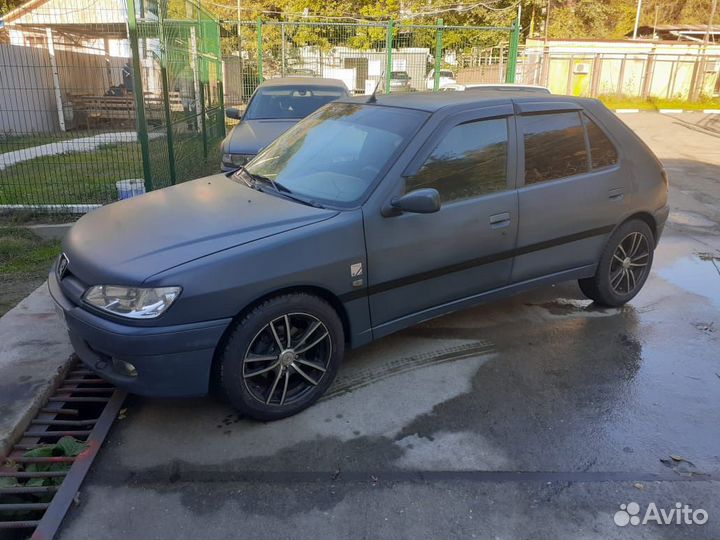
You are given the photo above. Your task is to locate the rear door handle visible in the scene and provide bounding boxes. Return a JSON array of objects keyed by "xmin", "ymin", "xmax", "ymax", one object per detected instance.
[
  {"xmin": 489, "ymin": 212, "xmax": 511, "ymax": 229},
  {"xmin": 608, "ymin": 188, "xmax": 624, "ymax": 201}
]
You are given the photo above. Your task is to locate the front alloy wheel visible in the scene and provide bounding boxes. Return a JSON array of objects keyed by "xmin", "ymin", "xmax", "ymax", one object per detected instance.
[
  {"xmin": 219, "ymin": 293, "xmax": 344, "ymax": 421},
  {"xmin": 243, "ymin": 313, "xmax": 331, "ymax": 406}
]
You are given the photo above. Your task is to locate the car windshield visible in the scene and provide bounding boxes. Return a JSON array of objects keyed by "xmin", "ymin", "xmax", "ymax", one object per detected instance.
[
  {"xmin": 240, "ymin": 103, "xmax": 428, "ymax": 207},
  {"xmin": 244, "ymin": 85, "xmax": 347, "ymax": 120},
  {"xmin": 440, "ymin": 70, "xmax": 454, "ymax": 78},
  {"xmin": 391, "ymin": 71, "xmax": 409, "ymax": 79}
]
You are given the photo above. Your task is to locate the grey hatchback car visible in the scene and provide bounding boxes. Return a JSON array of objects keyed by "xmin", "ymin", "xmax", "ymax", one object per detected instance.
[{"xmin": 50, "ymin": 91, "xmax": 669, "ymax": 420}]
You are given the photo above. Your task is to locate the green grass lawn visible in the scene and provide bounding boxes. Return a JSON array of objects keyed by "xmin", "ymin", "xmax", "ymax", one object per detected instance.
[
  {"xmin": 0, "ymin": 134, "xmax": 221, "ymax": 206},
  {"xmin": 599, "ymin": 95, "xmax": 720, "ymax": 111},
  {"xmin": 0, "ymin": 227, "xmax": 61, "ymax": 316}
]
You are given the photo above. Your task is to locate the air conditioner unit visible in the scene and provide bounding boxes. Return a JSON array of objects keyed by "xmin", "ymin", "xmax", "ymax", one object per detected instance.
[{"xmin": 573, "ymin": 63, "xmax": 591, "ymax": 75}]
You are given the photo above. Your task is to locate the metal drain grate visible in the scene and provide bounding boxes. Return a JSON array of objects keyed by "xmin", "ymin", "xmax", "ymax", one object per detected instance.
[{"xmin": 0, "ymin": 357, "xmax": 126, "ymax": 539}]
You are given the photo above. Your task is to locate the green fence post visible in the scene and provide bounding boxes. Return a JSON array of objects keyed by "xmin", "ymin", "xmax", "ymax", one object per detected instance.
[
  {"xmin": 216, "ymin": 24, "xmax": 225, "ymax": 138},
  {"xmin": 158, "ymin": 7, "xmax": 177, "ymax": 185},
  {"xmin": 434, "ymin": 18, "xmax": 443, "ymax": 92},
  {"xmin": 127, "ymin": 0, "xmax": 153, "ymax": 192},
  {"xmin": 257, "ymin": 18, "xmax": 264, "ymax": 84},
  {"xmin": 160, "ymin": 65, "xmax": 177, "ymax": 185},
  {"xmin": 200, "ymin": 81, "xmax": 208, "ymax": 161},
  {"xmin": 218, "ymin": 79, "xmax": 225, "ymax": 137},
  {"xmin": 385, "ymin": 19, "xmax": 393, "ymax": 94},
  {"xmin": 505, "ymin": 16, "xmax": 520, "ymax": 84}
]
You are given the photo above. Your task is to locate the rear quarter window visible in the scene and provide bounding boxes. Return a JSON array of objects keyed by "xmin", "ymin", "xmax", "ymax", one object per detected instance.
[{"xmin": 583, "ymin": 113, "xmax": 619, "ymax": 169}]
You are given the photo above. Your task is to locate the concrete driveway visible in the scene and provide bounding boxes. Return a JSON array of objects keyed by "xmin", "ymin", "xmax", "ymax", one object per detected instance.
[{"xmin": 58, "ymin": 112, "xmax": 720, "ymax": 539}]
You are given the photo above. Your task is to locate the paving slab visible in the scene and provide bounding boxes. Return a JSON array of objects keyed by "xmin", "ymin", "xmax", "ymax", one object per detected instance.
[{"xmin": 0, "ymin": 282, "xmax": 73, "ymax": 457}]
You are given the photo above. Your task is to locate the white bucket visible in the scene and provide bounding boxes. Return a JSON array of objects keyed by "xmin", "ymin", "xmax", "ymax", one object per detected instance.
[{"xmin": 115, "ymin": 179, "xmax": 146, "ymax": 200}]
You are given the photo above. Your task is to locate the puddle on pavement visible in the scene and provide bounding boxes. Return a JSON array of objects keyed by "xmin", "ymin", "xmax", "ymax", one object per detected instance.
[
  {"xmin": 526, "ymin": 298, "xmax": 620, "ymax": 316},
  {"xmin": 668, "ymin": 210, "xmax": 717, "ymax": 228},
  {"xmin": 658, "ymin": 251, "xmax": 720, "ymax": 308}
]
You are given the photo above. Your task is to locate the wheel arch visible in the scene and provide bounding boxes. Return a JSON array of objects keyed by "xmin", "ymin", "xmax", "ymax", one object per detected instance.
[{"xmin": 617, "ymin": 211, "xmax": 658, "ymax": 245}]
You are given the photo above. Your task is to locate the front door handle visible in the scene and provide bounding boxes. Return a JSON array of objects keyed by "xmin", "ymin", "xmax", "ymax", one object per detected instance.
[
  {"xmin": 489, "ymin": 212, "xmax": 511, "ymax": 229},
  {"xmin": 608, "ymin": 188, "xmax": 624, "ymax": 201}
]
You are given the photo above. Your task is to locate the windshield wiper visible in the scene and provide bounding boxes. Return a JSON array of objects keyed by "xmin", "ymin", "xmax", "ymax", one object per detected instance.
[
  {"xmin": 237, "ymin": 167, "xmax": 324, "ymax": 208},
  {"xmin": 272, "ymin": 182, "xmax": 325, "ymax": 208},
  {"xmin": 237, "ymin": 166, "xmax": 279, "ymax": 192}
]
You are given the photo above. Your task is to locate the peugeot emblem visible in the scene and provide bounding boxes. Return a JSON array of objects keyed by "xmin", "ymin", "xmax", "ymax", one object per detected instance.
[{"xmin": 57, "ymin": 253, "xmax": 69, "ymax": 279}]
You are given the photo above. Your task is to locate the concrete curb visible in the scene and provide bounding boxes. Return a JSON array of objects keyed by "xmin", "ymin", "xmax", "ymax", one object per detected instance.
[
  {"xmin": 614, "ymin": 109, "xmax": 720, "ymax": 114},
  {"xmin": 0, "ymin": 283, "xmax": 74, "ymax": 458}
]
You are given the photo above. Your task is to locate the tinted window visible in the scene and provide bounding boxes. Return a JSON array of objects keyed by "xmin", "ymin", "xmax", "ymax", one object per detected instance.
[
  {"xmin": 245, "ymin": 85, "xmax": 346, "ymax": 120},
  {"xmin": 522, "ymin": 112, "xmax": 589, "ymax": 184},
  {"xmin": 243, "ymin": 103, "xmax": 428, "ymax": 207},
  {"xmin": 407, "ymin": 118, "xmax": 508, "ymax": 202},
  {"xmin": 583, "ymin": 114, "xmax": 618, "ymax": 169}
]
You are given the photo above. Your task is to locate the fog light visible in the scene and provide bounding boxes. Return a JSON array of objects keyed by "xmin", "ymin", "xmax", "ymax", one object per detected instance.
[{"xmin": 113, "ymin": 358, "xmax": 138, "ymax": 377}]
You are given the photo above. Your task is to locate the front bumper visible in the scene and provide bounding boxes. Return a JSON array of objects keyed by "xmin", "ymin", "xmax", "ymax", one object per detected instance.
[{"xmin": 49, "ymin": 271, "xmax": 232, "ymax": 397}]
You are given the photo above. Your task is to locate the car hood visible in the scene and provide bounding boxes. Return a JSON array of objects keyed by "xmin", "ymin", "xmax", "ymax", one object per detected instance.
[
  {"xmin": 63, "ymin": 174, "xmax": 338, "ymax": 285},
  {"xmin": 223, "ymin": 119, "xmax": 298, "ymax": 154}
]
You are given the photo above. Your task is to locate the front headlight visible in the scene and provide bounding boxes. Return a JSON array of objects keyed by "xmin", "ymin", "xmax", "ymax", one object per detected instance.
[
  {"xmin": 83, "ymin": 285, "xmax": 181, "ymax": 319},
  {"xmin": 222, "ymin": 153, "xmax": 254, "ymax": 168}
]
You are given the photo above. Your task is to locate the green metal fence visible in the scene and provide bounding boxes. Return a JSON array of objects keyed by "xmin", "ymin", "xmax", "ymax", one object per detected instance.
[
  {"xmin": 222, "ymin": 19, "xmax": 520, "ymax": 105},
  {"xmin": 0, "ymin": 4, "xmax": 518, "ymax": 214},
  {"xmin": 0, "ymin": 0, "xmax": 224, "ymax": 213}
]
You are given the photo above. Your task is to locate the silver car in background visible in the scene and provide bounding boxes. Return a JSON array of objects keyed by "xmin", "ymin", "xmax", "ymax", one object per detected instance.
[{"xmin": 221, "ymin": 77, "xmax": 349, "ymax": 170}]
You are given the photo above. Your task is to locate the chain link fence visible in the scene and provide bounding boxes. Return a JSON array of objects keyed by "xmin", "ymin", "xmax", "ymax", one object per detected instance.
[{"xmin": 0, "ymin": 0, "xmax": 224, "ymax": 213}]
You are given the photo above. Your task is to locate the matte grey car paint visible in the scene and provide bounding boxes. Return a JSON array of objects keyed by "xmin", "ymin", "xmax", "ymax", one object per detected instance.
[{"xmin": 50, "ymin": 90, "xmax": 668, "ymax": 397}]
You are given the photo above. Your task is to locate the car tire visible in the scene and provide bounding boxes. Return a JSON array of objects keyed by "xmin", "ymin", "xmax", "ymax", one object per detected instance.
[
  {"xmin": 219, "ymin": 293, "xmax": 344, "ymax": 421},
  {"xmin": 578, "ymin": 219, "xmax": 655, "ymax": 307}
]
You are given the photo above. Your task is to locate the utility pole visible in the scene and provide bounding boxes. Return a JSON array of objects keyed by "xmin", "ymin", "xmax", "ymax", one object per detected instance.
[
  {"xmin": 632, "ymin": 0, "xmax": 643, "ymax": 39},
  {"xmin": 544, "ymin": 0, "xmax": 551, "ymax": 42},
  {"xmin": 653, "ymin": 5, "xmax": 659, "ymax": 39},
  {"xmin": 704, "ymin": 0, "xmax": 717, "ymax": 43}
]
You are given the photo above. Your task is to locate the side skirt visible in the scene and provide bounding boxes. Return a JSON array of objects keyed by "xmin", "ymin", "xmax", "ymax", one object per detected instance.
[{"xmin": 370, "ymin": 264, "xmax": 597, "ymax": 341}]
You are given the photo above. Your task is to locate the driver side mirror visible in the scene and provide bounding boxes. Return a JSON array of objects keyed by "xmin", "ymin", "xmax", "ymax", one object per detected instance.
[
  {"xmin": 225, "ymin": 107, "xmax": 242, "ymax": 120},
  {"xmin": 383, "ymin": 188, "xmax": 441, "ymax": 217}
]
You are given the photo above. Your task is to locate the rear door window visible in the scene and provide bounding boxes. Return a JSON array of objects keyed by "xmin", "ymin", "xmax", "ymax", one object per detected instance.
[{"xmin": 521, "ymin": 112, "xmax": 589, "ymax": 184}]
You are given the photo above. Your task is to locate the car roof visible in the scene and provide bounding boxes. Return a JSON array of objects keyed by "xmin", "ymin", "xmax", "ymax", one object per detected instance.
[
  {"xmin": 464, "ymin": 84, "xmax": 551, "ymax": 94},
  {"xmin": 259, "ymin": 77, "xmax": 347, "ymax": 88},
  {"xmin": 338, "ymin": 90, "xmax": 588, "ymax": 113}
]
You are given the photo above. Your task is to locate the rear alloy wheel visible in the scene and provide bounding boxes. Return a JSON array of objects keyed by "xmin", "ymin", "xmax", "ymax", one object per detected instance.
[
  {"xmin": 219, "ymin": 294, "xmax": 343, "ymax": 420},
  {"xmin": 578, "ymin": 219, "xmax": 654, "ymax": 307}
]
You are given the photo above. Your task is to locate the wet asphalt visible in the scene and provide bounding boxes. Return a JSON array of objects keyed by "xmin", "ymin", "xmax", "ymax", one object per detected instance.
[{"xmin": 57, "ymin": 112, "xmax": 720, "ymax": 539}]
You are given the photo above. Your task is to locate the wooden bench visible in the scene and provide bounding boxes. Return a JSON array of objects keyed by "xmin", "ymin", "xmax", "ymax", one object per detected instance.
[{"xmin": 70, "ymin": 92, "xmax": 186, "ymax": 128}]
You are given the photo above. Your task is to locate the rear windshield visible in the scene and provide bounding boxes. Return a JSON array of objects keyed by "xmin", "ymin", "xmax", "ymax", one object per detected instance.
[{"xmin": 244, "ymin": 85, "xmax": 347, "ymax": 120}]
